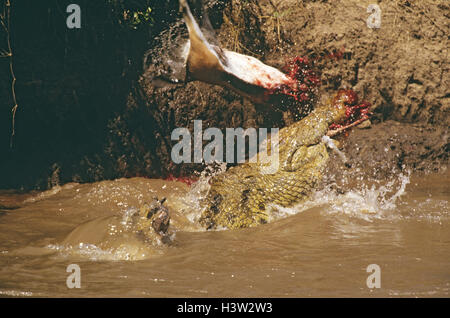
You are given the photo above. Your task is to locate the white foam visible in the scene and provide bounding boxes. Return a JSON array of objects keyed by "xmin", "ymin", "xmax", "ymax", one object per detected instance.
[
  {"xmin": 182, "ymin": 162, "xmax": 227, "ymax": 225},
  {"xmin": 47, "ymin": 242, "xmax": 155, "ymax": 262},
  {"xmin": 266, "ymin": 171, "xmax": 412, "ymax": 223}
]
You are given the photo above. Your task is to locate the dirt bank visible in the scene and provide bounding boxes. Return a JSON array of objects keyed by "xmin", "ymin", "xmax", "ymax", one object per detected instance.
[
  {"xmin": 246, "ymin": 0, "xmax": 449, "ymax": 125},
  {"xmin": 326, "ymin": 121, "xmax": 449, "ymax": 184}
]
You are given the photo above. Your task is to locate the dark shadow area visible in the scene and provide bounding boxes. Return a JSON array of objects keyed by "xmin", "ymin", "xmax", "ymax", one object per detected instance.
[{"xmin": 0, "ymin": 0, "xmax": 182, "ymax": 189}]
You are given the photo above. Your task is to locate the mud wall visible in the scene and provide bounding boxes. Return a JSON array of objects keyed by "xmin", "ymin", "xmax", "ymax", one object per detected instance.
[{"xmin": 230, "ymin": 0, "xmax": 449, "ymax": 125}]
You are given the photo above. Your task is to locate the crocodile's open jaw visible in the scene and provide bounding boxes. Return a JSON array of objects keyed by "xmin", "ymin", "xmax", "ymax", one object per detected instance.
[{"xmin": 327, "ymin": 90, "xmax": 371, "ymax": 137}]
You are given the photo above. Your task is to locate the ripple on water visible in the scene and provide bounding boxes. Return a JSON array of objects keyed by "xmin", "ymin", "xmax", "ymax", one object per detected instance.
[
  {"xmin": 0, "ymin": 290, "xmax": 34, "ymax": 297},
  {"xmin": 46, "ymin": 242, "xmax": 165, "ymax": 262}
]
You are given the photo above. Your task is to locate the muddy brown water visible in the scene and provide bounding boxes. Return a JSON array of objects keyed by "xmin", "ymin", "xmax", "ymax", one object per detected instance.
[{"xmin": 0, "ymin": 170, "xmax": 448, "ymax": 297}]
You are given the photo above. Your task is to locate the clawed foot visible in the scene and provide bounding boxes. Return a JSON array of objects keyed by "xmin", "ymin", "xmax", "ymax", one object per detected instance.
[{"xmin": 139, "ymin": 197, "xmax": 171, "ymax": 242}]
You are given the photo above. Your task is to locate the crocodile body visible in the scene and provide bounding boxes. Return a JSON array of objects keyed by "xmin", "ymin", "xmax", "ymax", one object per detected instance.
[{"xmin": 199, "ymin": 91, "xmax": 350, "ymax": 229}]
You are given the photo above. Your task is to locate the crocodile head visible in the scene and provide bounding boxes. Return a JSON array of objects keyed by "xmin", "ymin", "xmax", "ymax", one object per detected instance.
[{"xmin": 200, "ymin": 90, "xmax": 358, "ymax": 230}]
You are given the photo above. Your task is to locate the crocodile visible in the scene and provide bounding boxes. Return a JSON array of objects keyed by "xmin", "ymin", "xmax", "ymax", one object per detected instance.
[
  {"xmin": 61, "ymin": 91, "xmax": 366, "ymax": 258},
  {"xmin": 199, "ymin": 89, "xmax": 358, "ymax": 230}
]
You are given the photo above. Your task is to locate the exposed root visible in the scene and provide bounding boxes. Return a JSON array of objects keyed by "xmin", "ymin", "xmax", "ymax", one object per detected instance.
[{"xmin": 0, "ymin": 0, "xmax": 18, "ymax": 148}]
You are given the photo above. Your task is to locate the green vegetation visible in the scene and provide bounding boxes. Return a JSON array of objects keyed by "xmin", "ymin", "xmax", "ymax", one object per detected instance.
[{"xmin": 106, "ymin": 0, "xmax": 155, "ymax": 29}]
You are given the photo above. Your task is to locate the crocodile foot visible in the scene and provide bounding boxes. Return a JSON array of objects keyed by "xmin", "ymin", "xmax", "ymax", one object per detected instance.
[{"xmin": 139, "ymin": 197, "xmax": 171, "ymax": 243}]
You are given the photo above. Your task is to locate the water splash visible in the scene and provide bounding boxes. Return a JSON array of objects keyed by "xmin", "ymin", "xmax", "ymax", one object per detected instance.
[
  {"xmin": 267, "ymin": 171, "xmax": 411, "ymax": 223},
  {"xmin": 321, "ymin": 171, "xmax": 411, "ymax": 221},
  {"xmin": 182, "ymin": 162, "xmax": 227, "ymax": 224}
]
